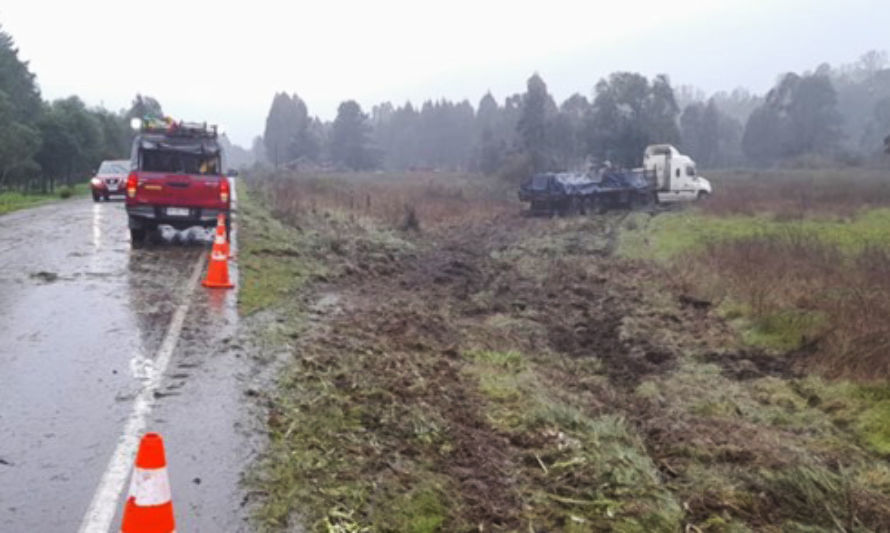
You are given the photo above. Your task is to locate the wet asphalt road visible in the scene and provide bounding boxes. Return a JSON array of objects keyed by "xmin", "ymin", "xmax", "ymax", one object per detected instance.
[{"xmin": 0, "ymin": 197, "xmax": 253, "ymax": 532}]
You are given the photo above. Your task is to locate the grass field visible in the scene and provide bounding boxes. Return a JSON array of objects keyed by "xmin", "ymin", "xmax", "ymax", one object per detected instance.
[
  {"xmin": 239, "ymin": 168, "xmax": 890, "ymax": 532},
  {"xmin": 0, "ymin": 183, "xmax": 90, "ymax": 215},
  {"xmin": 620, "ymin": 169, "xmax": 890, "ymax": 380}
]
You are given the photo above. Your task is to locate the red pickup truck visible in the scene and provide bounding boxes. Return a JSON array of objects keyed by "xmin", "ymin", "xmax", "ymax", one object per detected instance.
[{"xmin": 125, "ymin": 122, "xmax": 231, "ymax": 246}]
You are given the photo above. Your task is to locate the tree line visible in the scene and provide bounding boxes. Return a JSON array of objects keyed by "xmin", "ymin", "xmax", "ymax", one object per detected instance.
[
  {"xmin": 3, "ymin": 13, "xmax": 887, "ymax": 186},
  {"xmin": 261, "ymin": 50, "xmax": 890, "ymax": 175},
  {"xmin": 0, "ymin": 27, "xmax": 155, "ymax": 192}
]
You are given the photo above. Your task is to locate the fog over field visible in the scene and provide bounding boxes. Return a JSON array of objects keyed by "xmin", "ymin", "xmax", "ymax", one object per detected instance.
[
  {"xmin": 6, "ymin": 2, "xmax": 890, "ymax": 532},
  {"xmin": 2, "ymin": 0, "xmax": 888, "ymax": 145}
]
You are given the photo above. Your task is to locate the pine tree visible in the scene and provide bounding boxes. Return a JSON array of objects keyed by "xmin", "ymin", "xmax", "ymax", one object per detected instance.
[{"xmin": 330, "ymin": 100, "xmax": 377, "ymax": 170}]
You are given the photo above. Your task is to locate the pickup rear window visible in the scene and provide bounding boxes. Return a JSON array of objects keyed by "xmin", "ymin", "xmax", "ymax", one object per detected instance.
[{"xmin": 140, "ymin": 150, "xmax": 220, "ymax": 175}]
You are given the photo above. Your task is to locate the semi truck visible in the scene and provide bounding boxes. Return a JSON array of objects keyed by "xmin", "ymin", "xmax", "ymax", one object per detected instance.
[
  {"xmin": 643, "ymin": 144, "xmax": 712, "ymax": 203},
  {"xmin": 518, "ymin": 144, "xmax": 712, "ymax": 215}
]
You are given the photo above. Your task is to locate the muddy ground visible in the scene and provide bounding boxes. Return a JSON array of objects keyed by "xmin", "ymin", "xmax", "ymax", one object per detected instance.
[{"xmin": 243, "ymin": 178, "xmax": 890, "ymax": 532}]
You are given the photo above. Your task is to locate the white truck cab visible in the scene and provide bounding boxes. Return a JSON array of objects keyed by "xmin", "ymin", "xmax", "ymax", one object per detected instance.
[{"xmin": 640, "ymin": 144, "xmax": 712, "ymax": 202}]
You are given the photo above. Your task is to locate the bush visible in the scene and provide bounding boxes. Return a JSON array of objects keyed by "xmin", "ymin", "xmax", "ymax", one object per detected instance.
[
  {"xmin": 680, "ymin": 230, "xmax": 890, "ymax": 380},
  {"xmin": 58, "ymin": 187, "xmax": 73, "ymax": 199},
  {"xmin": 401, "ymin": 204, "xmax": 420, "ymax": 231},
  {"xmin": 496, "ymin": 152, "xmax": 533, "ymax": 185}
]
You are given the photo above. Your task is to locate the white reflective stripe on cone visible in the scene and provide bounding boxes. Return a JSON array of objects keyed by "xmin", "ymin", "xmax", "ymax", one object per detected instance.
[
  {"xmin": 128, "ymin": 467, "xmax": 172, "ymax": 507},
  {"xmin": 214, "ymin": 234, "xmax": 225, "ymax": 244},
  {"xmin": 210, "ymin": 251, "xmax": 227, "ymax": 261}
]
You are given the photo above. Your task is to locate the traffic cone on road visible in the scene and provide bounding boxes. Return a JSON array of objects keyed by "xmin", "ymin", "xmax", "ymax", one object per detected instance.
[
  {"xmin": 202, "ymin": 213, "xmax": 234, "ymax": 289},
  {"xmin": 213, "ymin": 214, "xmax": 230, "ymax": 258},
  {"xmin": 202, "ymin": 245, "xmax": 234, "ymax": 289},
  {"xmin": 120, "ymin": 433, "xmax": 176, "ymax": 533}
]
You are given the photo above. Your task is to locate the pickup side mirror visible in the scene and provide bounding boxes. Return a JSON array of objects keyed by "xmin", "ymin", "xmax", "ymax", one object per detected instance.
[{"xmin": 227, "ymin": 169, "xmax": 239, "ymax": 177}]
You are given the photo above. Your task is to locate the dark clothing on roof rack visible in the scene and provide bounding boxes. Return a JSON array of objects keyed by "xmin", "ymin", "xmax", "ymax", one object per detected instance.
[{"xmin": 136, "ymin": 134, "xmax": 221, "ymax": 156}]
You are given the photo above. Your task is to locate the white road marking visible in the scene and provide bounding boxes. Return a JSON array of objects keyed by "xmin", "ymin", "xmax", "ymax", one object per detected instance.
[{"xmin": 78, "ymin": 252, "xmax": 207, "ymax": 533}]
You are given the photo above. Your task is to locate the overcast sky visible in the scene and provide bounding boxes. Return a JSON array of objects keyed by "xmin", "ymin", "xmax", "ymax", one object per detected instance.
[{"xmin": 2, "ymin": 0, "xmax": 888, "ymax": 146}]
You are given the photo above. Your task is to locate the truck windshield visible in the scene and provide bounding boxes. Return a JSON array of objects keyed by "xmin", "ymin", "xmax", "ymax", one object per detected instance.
[{"xmin": 140, "ymin": 150, "xmax": 221, "ymax": 175}]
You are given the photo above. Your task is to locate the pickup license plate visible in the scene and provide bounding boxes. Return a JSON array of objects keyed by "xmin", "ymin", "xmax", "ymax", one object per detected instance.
[
  {"xmin": 107, "ymin": 184, "xmax": 119, "ymax": 191},
  {"xmin": 166, "ymin": 207, "xmax": 190, "ymax": 217}
]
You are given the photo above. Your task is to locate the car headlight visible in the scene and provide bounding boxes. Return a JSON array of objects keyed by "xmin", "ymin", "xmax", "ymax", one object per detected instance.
[{"xmin": 90, "ymin": 177, "xmax": 102, "ymax": 186}]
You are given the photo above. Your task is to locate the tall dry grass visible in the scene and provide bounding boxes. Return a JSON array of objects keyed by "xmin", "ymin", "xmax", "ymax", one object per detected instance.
[
  {"xmin": 678, "ymin": 229, "xmax": 890, "ymax": 379},
  {"xmin": 251, "ymin": 170, "xmax": 517, "ymax": 232},
  {"xmin": 703, "ymin": 169, "xmax": 890, "ymax": 218}
]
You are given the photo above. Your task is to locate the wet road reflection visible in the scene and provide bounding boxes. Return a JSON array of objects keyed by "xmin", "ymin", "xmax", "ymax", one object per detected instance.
[{"xmin": 0, "ymin": 198, "xmax": 249, "ymax": 532}]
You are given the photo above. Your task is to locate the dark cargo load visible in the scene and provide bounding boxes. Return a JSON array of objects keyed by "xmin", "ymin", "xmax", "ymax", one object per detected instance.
[{"xmin": 518, "ymin": 169, "xmax": 654, "ymax": 215}]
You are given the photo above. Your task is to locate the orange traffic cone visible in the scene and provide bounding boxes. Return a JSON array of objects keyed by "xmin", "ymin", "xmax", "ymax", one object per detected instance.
[
  {"xmin": 120, "ymin": 433, "xmax": 176, "ymax": 533},
  {"xmin": 213, "ymin": 215, "xmax": 230, "ymax": 258},
  {"xmin": 202, "ymin": 246, "xmax": 234, "ymax": 289}
]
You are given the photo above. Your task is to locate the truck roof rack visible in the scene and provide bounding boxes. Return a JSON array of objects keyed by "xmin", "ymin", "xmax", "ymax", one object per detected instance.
[{"xmin": 140, "ymin": 117, "xmax": 218, "ymax": 139}]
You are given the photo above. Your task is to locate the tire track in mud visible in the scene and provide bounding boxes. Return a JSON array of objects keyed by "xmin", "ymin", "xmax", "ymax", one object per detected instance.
[
  {"xmin": 264, "ymin": 205, "xmax": 698, "ymax": 528},
  {"xmin": 254, "ymin": 182, "xmax": 890, "ymax": 530}
]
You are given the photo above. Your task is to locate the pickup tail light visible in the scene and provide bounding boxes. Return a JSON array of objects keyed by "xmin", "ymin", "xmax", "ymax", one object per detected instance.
[
  {"xmin": 219, "ymin": 178, "xmax": 230, "ymax": 203},
  {"xmin": 126, "ymin": 173, "xmax": 138, "ymax": 198}
]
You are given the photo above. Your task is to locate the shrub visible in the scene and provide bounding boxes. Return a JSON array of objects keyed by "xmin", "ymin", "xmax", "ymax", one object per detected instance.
[
  {"xmin": 401, "ymin": 204, "xmax": 420, "ymax": 231},
  {"xmin": 680, "ymin": 229, "xmax": 890, "ymax": 380},
  {"xmin": 496, "ymin": 152, "xmax": 533, "ymax": 185}
]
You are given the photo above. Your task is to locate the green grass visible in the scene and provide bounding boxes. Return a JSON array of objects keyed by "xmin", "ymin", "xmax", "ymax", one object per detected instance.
[
  {"xmin": 634, "ymin": 358, "xmax": 890, "ymax": 529},
  {"xmin": 385, "ymin": 485, "xmax": 447, "ymax": 533},
  {"xmin": 251, "ymin": 333, "xmax": 460, "ymax": 532},
  {"xmin": 242, "ymin": 181, "xmax": 445, "ymax": 532},
  {"xmin": 617, "ymin": 206, "xmax": 890, "ymax": 361},
  {"xmin": 618, "ymin": 207, "xmax": 890, "ymax": 261},
  {"xmin": 236, "ymin": 179, "xmax": 324, "ymax": 315},
  {"xmin": 739, "ymin": 309, "xmax": 827, "ymax": 351},
  {"xmin": 857, "ymin": 402, "xmax": 890, "ymax": 455},
  {"xmin": 0, "ymin": 183, "xmax": 89, "ymax": 215},
  {"xmin": 461, "ymin": 349, "xmax": 683, "ymax": 530},
  {"xmin": 789, "ymin": 377, "xmax": 890, "ymax": 456}
]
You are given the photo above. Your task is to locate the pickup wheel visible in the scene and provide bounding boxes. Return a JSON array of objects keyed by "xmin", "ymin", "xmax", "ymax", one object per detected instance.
[
  {"xmin": 92, "ymin": 192, "xmax": 101, "ymax": 202},
  {"xmin": 147, "ymin": 226, "xmax": 163, "ymax": 244},
  {"xmin": 130, "ymin": 228, "xmax": 147, "ymax": 247}
]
